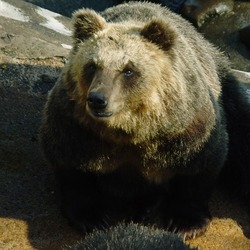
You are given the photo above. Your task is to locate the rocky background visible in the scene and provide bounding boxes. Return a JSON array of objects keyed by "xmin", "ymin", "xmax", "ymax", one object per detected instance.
[{"xmin": 0, "ymin": 0, "xmax": 250, "ymax": 249}]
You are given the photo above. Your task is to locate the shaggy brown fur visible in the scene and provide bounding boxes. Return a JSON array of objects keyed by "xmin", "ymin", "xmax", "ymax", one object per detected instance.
[{"xmin": 40, "ymin": 2, "xmax": 249, "ymax": 240}]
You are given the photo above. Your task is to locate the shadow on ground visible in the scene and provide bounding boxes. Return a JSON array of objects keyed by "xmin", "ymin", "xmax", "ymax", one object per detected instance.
[{"xmin": 0, "ymin": 63, "xmax": 84, "ymax": 249}]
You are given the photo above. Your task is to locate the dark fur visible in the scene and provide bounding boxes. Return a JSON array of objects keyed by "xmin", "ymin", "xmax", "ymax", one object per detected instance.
[
  {"xmin": 66, "ymin": 223, "xmax": 195, "ymax": 249},
  {"xmin": 220, "ymin": 79, "xmax": 250, "ymax": 209},
  {"xmin": 40, "ymin": 2, "xmax": 250, "ymax": 239}
]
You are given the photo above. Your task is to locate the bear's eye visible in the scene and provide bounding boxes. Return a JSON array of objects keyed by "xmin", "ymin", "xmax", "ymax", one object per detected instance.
[
  {"xmin": 83, "ymin": 62, "xmax": 97, "ymax": 83},
  {"xmin": 123, "ymin": 68, "xmax": 134, "ymax": 78},
  {"xmin": 122, "ymin": 64, "xmax": 140, "ymax": 85}
]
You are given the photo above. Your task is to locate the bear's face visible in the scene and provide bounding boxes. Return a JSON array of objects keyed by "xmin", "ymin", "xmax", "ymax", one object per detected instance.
[
  {"xmin": 64, "ymin": 9, "xmax": 215, "ymax": 144},
  {"xmin": 70, "ymin": 27, "xmax": 174, "ymax": 119},
  {"xmin": 65, "ymin": 9, "xmax": 180, "ymax": 141}
]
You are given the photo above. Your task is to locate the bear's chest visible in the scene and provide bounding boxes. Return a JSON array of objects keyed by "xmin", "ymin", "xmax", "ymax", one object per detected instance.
[
  {"xmin": 79, "ymin": 142, "xmax": 175, "ymax": 183},
  {"xmin": 79, "ymin": 144, "xmax": 141, "ymax": 173}
]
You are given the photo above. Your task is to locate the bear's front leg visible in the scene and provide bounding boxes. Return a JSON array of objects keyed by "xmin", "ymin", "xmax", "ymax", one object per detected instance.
[
  {"xmin": 56, "ymin": 168, "xmax": 109, "ymax": 233},
  {"xmin": 157, "ymin": 173, "xmax": 215, "ymax": 239}
]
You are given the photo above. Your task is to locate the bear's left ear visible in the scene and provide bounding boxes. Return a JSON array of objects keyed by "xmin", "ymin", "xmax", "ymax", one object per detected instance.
[
  {"xmin": 72, "ymin": 9, "xmax": 107, "ymax": 41},
  {"xmin": 141, "ymin": 18, "xmax": 176, "ymax": 51}
]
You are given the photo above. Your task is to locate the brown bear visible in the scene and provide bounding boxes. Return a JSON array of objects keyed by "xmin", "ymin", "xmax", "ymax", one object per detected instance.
[{"xmin": 40, "ymin": 1, "xmax": 250, "ymax": 239}]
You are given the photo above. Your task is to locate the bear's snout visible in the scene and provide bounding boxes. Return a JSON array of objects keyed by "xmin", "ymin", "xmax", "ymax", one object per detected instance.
[
  {"xmin": 87, "ymin": 92, "xmax": 113, "ymax": 118},
  {"xmin": 87, "ymin": 92, "xmax": 108, "ymax": 109}
]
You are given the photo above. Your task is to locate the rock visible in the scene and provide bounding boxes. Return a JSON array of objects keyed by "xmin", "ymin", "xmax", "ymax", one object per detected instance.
[
  {"xmin": 240, "ymin": 25, "xmax": 250, "ymax": 50},
  {"xmin": 23, "ymin": 0, "xmax": 187, "ymax": 16},
  {"xmin": 0, "ymin": 0, "xmax": 72, "ymax": 58},
  {"xmin": 0, "ymin": 1, "xmax": 77, "ymax": 248},
  {"xmin": 24, "ymin": 0, "xmax": 118, "ymax": 15},
  {"xmin": 181, "ymin": 0, "xmax": 234, "ymax": 27},
  {"xmin": 232, "ymin": 69, "xmax": 250, "ymax": 84}
]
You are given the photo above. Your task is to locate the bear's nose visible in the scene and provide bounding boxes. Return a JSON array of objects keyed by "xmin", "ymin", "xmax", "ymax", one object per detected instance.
[{"xmin": 87, "ymin": 92, "xmax": 108, "ymax": 110}]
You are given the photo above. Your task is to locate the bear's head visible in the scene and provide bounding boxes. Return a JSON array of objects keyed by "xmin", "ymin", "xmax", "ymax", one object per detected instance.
[{"xmin": 64, "ymin": 8, "xmax": 216, "ymax": 144}]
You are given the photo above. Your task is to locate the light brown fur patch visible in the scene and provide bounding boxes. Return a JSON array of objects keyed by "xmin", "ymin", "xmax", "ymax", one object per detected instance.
[{"xmin": 59, "ymin": 5, "xmax": 224, "ymax": 181}]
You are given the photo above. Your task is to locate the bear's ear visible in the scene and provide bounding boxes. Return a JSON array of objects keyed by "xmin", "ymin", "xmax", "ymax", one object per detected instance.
[
  {"xmin": 141, "ymin": 18, "xmax": 176, "ymax": 51},
  {"xmin": 72, "ymin": 9, "xmax": 107, "ymax": 41}
]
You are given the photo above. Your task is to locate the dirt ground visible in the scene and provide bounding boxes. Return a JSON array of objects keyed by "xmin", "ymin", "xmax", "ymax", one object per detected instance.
[{"xmin": 0, "ymin": 0, "xmax": 250, "ymax": 249}]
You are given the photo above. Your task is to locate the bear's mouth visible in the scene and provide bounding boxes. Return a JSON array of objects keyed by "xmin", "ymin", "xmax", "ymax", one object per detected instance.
[{"xmin": 92, "ymin": 111, "xmax": 113, "ymax": 118}]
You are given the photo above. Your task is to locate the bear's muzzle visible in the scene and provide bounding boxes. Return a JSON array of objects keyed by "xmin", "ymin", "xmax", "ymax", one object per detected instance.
[{"xmin": 87, "ymin": 92, "xmax": 113, "ymax": 118}]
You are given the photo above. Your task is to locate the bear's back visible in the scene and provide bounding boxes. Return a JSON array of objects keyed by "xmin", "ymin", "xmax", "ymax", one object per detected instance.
[
  {"xmin": 102, "ymin": 2, "xmax": 202, "ymax": 39},
  {"xmin": 101, "ymin": 1, "xmax": 230, "ymax": 87}
]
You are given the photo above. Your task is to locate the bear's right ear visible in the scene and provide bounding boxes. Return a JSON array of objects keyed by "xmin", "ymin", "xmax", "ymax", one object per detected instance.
[{"xmin": 72, "ymin": 9, "xmax": 107, "ymax": 41}]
